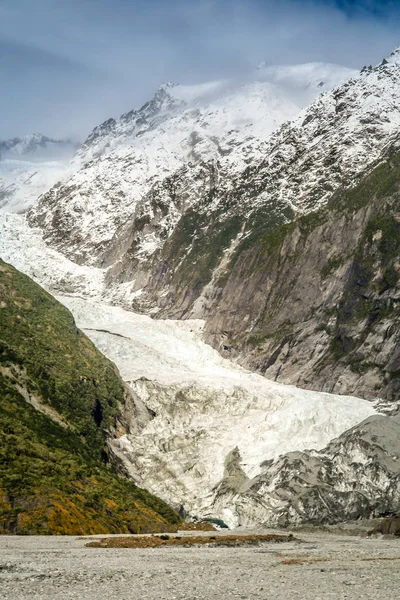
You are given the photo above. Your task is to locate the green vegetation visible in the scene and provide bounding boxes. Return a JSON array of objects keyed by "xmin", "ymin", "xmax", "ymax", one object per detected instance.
[
  {"xmin": 235, "ymin": 204, "xmax": 295, "ymax": 256},
  {"xmin": 162, "ymin": 207, "xmax": 244, "ymax": 303},
  {"xmin": 258, "ymin": 220, "xmax": 297, "ymax": 253},
  {"xmin": 0, "ymin": 260, "xmax": 180, "ymax": 534},
  {"xmin": 0, "ymin": 375, "xmax": 179, "ymax": 534},
  {"xmin": 0, "ymin": 259, "xmax": 124, "ymax": 457},
  {"xmin": 298, "ymin": 209, "xmax": 329, "ymax": 237},
  {"xmin": 320, "ymin": 255, "xmax": 344, "ymax": 279}
]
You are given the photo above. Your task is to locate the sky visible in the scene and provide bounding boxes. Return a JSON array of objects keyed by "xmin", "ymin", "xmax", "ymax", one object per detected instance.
[{"xmin": 0, "ymin": 0, "xmax": 399, "ymax": 140}]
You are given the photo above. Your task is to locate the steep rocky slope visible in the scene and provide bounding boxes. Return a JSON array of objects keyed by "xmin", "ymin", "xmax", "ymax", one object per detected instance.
[
  {"xmin": 126, "ymin": 49, "xmax": 400, "ymax": 319},
  {"xmin": 0, "ymin": 259, "xmax": 180, "ymax": 534},
  {"xmin": 201, "ymin": 145, "xmax": 400, "ymax": 402}
]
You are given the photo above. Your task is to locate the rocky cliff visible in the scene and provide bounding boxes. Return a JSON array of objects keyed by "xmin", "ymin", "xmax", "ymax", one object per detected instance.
[{"xmin": 195, "ymin": 146, "xmax": 400, "ymax": 402}]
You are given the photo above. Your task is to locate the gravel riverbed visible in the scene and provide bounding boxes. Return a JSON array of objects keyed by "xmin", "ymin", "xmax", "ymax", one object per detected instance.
[{"xmin": 1, "ymin": 530, "xmax": 399, "ymax": 599}]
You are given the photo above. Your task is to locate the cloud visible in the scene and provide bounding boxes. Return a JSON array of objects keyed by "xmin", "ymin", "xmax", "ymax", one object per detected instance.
[{"xmin": 0, "ymin": 0, "xmax": 399, "ymax": 139}]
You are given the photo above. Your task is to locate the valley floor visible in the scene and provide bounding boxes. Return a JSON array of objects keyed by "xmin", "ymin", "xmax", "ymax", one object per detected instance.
[{"xmin": 1, "ymin": 530, "xmax": 399, "ymax": 599}]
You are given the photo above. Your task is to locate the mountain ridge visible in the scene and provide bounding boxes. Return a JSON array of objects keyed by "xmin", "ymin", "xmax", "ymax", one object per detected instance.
[{"xmin": 27, "ymin": 61, "xmax": 356, "ymax": 263}]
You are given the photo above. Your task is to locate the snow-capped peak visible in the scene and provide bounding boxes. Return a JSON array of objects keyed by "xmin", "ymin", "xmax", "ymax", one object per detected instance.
[
  {"xmin": 27, "ymin": 60, "xmax": 362, "ymax": 263},
  {"xmin": 76, "ymin": 60, "xmax": 355, "ymax": 165},
  {"xmin": 140, "ymin": 81, "xmax": 185, "ymax": 114}
]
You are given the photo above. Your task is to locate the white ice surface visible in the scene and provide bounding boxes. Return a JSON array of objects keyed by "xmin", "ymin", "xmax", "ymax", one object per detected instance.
[
  {"xmin": 0, "ymin": 158, "xmax": 72, "ymax": 213},
  {"xmin": 0, "ymin": 213, "xmax": 105, "ymax": 297},
  {"xmin": 59, "ymin": 295, "xmax": 376, "ymax": 493}
]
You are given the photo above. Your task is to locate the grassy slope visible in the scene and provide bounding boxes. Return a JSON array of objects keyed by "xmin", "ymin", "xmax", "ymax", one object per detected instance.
[{"xmin": 0, "ymin": 260, "xmax": 180, "ymax": 534}]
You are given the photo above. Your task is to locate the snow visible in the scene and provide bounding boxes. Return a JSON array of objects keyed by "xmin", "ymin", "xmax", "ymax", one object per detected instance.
[
  {"xmin": 0, "ymin": 213, "xmax": 105, "ymax": 296},
  {"xmin": 386, "ymin": 47, "xmax": 400, "ymax": 64},
  {"xmin": 60, "ymin": 294, "xmax": 374, "ymax": 425},
  {"xmin": 28, "ymin": 61, "xmax": 356, "ymax": 262},
  {"xmin": 0, "ymin": 158, "xmax": 73, "ymax": 213},
  {"xmin": 0, "ymin": 134, "xmax": 76, "ymax": 213}
]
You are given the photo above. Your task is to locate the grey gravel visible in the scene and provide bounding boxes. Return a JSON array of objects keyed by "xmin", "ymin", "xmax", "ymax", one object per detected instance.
[{"xmin": 1, "ymin": 530, "xmax": 399, "ymax": 599}]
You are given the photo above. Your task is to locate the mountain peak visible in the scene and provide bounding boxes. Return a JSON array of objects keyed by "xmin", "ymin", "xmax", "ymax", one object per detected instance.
[{"xmin": 158, "ymin": 81, "xmax": 179, "ymax": 92}]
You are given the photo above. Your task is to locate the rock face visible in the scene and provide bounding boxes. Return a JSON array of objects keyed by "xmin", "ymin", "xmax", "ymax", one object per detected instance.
[{"xmin": 200, "ymin": 147, "xmax": 400, "ymax": 402}]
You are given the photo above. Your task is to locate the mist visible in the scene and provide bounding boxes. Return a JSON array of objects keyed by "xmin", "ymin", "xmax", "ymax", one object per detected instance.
[{"xmin": 0, "ymin": 0, "xmax": 399, "ymax": 140}]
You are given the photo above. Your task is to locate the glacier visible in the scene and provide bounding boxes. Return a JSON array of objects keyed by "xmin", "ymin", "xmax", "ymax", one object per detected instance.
[
  {"xmin": 58, "ymin": 295, "xmax": 376, "ymax": 526},
  {"xmin": 0, "ymin": 210, "xmax": 375, "ymax": 525}
]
